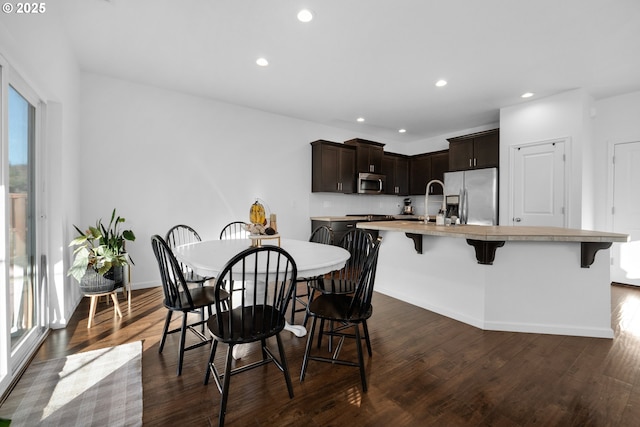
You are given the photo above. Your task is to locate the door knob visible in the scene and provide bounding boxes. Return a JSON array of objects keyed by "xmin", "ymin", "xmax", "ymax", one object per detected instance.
[{"xmin": 514, "ymin": 217, "xmax": 522, "ymax": 222}]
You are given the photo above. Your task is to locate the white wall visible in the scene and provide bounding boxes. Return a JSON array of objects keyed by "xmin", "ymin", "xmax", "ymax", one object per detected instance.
[
  {"xmin": 0, "ymin": 11, "xmax": 82, "ymax": 326},
  {"xmin": 79, "ymin": 73, "xmax": 416, "ymax": 288},
  {"xmin": 400, "ymin": 122, "xmax": 500, "ymax": 156},
  {"xmin": 499, "ymin": 89, "xmax": 594, "ymax": 229},
  {"xmin": 593, "ymin": 90, "xmax": 640, "ymax": 230},
  {"xmin": 500, "ymin": 89, "xmax": 640, "ymax": 233}
]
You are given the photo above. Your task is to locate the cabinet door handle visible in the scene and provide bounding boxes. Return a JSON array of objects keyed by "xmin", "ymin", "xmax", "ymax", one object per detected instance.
[
  {"xmin": 474, "ymin": 158, "xmax": 477, "ymax": 167},
  {"xmin": 469, "ymin": 158, "xmax": 472, "ymax": 167}
]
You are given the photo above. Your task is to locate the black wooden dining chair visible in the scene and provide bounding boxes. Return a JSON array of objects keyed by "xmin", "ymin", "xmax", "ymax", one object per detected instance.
[
  {"xmin": 219, "ymin": 221, "xmax": 250, "ymax": 240},
  {"xmin": 166, "ymin": 224, "xmax": 215, "ymax": 330},
  {"xmin": 165, "ymin": 224, "xmax": 213, "ymax": 286},
  {"xmin": 290, "ymin": 225, "xmax": 334, "ymax": 324},
  {"xmin": 305, "ymin": 228, "xmax": 376, "ymax": 350},
  {"xmin": 203, "ymin": 245, "xmax": 298, "ymax": 427},
  {"xmin": 151, "ymin": 235, "xmax": 229, "ymax": 376},
  {"xmin": 300, "ymin": 236, "xmax": 382, "ymax": 392}
]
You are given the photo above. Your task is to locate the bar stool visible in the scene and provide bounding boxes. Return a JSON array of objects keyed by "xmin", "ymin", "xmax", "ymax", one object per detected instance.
[{"xmin": 86, "ymin": 290, "xmax": 123, "ymax": 328}]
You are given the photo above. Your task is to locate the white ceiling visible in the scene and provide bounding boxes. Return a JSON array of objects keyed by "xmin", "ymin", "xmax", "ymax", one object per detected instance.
[{"xmin": 58, "ymin": 0, "xmax": 640, "ymax": 142}]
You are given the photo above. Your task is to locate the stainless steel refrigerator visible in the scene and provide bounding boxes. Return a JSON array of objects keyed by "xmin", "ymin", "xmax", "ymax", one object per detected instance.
[{"xmin": 444, "ymin": 167, "xmax": 498, "ymax": 225}]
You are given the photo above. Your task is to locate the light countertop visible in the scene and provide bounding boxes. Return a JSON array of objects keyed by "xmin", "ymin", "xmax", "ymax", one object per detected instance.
[
  {"xmin": 358, "ymin": 221, "xmax": 629, "ymax": 243},
  {"xmin": 311, "ymin": 215, "xmax": 426, "ymax": 222},
  {"xmin": 311, "ymin": 216, "xmax": 369, "ymax": 222}
]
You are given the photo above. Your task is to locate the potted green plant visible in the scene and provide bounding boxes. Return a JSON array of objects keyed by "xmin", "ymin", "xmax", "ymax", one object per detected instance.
[{"xmin": 68, "ymin": 209, "xmax": 136, "ymax": 293}]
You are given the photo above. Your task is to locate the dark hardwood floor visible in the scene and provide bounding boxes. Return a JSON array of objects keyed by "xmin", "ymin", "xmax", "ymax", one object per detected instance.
[{"xmin": 31, "ymin": 283, "xmax": 640, "ymax": 426}]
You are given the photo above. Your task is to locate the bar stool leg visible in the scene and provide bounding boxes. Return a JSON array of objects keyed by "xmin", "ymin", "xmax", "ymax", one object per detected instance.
[
  {"xmin": 88, "ymin": 295, "xmax": 98, "ymax": 328},
  {"xmin": 110, "ymin": 292, "xmax": 123, "ymax": 318}
]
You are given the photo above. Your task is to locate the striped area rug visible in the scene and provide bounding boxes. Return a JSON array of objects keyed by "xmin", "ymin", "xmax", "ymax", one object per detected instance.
[{"xmin": 0, "ymin": 341, "xmax": 142, "ymax": 426}]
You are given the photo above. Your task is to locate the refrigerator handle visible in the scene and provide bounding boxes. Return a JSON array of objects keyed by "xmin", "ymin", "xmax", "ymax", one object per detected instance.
[{"xmin": 461, "ymin": 188, "xmax": 468, "ymax": 224}]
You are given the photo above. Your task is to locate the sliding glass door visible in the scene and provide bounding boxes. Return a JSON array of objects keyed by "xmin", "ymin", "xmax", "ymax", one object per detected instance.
[
  {"xmin": 0, "ymin": 59, "xmax": 47, "ymax": 397},
  {"xmin": 8, "ymin": 85, "xmax": 40, "ymax": 354}
]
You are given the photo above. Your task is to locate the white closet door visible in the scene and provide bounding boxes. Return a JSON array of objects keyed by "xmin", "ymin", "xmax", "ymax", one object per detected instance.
[
  {"xmin": 512, "ymin": 140, "xmax": 566, "ymax": 227},
  {"xmin": 611, "ymin": 141, "xmax": 640, "ymax": 286}
]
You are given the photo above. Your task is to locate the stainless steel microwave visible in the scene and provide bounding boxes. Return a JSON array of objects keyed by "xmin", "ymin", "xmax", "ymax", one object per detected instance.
[{"xmin": 358, "ymin": 173, "xmax": 386, "ymax": 194}]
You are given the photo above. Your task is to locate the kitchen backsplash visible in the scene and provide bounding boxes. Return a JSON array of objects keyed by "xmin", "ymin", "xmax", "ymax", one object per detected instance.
[{"xmin": 310, "ymin": 193, "xmax": 444, "ymax": 217}]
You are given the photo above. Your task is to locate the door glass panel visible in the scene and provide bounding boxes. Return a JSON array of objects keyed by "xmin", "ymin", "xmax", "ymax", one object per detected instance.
[{"xmin": 8, "ymin": 85, "xmax": 37, "ymax": 351}]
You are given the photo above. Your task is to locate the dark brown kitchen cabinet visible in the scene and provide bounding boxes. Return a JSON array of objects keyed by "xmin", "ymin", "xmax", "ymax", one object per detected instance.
[
  {"xmin": 409, "ymin": 154, "xmax": 431, "ymax": 196},
  {"xmin": 382, "ymin": 152, "xmax": 409, "ymax": 195},
  {"xmin": 430, "ymin": 150, "xmax": 449, "ymax": 186},
  {"xmin": 344, "ymin": 138, "xmax": 385, "ymax": 173},
  {"xmin": 448, "ymin": 129, "xmax": 499, "ymax": 171},
  {"xmin": 409, "ymin": 149, "xmax": 449, "ymax": 195},
  {"xmin": 311, "ymin": 140, "xmax": 356, "ymax": 193}
]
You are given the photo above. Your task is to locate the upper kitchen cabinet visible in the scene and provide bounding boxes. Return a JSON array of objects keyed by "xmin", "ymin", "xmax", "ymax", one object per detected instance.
[
  {"xmin": 448, "ymin": 129, "xmax": 499, "ymax": 171},
  {"xmin": 344, "ymin": 138, "xmax": 385, "ymax": 173},
  {"xmin": 409, "ymin": 149, "xmax": 449, "ymax": 195},
  {"xmin": 311, "ymin": 140, "xmax": 356, "ymax": 193},
  {"xmin": 382, "ymin": 152, "xmax": 409, "ymax": 195},
  {"xmin": 409, "ymin": 153, "xmax": 431, "ymax": 196},
  {"xmin": 430, "ymin": 150, "xmax": 449, "ymax": 186}
]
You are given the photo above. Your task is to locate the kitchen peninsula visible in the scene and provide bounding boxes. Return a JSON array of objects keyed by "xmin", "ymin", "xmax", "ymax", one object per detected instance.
[{"xmin": 358, "ymin": 221, "xmax": 628, "ymax": 338}]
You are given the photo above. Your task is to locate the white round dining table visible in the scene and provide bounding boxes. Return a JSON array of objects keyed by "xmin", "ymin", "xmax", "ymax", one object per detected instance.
[
  {"xmin": 174, "ymin": 238, "xmax": 350, "ymax": 282},
  {"xmin": 173, "ymin": 238, "xmax": 350, "ymax": 341}
]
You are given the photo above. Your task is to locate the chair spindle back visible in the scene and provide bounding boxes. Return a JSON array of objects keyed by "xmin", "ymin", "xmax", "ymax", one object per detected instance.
[
  {"xmin": 212, "ymin": 246, "xmax": 298, "ymax": 341},
  {"xmin": 348, "ymin": 236, "xmax": 382, "ymax": 318},
  {"xmin": 309, "ymin": 225, "xmax": 334, "ymax": 245},
  {"xmin": 219, "ymin": 221, "xmax": 250, "ymax": 240},
  {"xmin": 151, "ymin": 235, "xmax": 196, "ymax": 310},
  {"xmin": 165, "ymin": 224, "xmax": 203, "ymax": 279},
  {"xmin": 326, "ymin": 229, "xmax": 373, "ymax": 294}
]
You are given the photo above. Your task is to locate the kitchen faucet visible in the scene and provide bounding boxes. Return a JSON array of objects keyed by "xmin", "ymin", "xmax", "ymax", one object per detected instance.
[{"xmin": 424, "ymin": 179, "xmax": 446, "ymax": 223}]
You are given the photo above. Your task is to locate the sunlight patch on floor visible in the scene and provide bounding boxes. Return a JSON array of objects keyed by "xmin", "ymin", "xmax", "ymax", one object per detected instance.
[
  {"xmin": 618, "ymin": 293, "xmax": 640, "ymax": 337},
  {"xmin": 42, "ymin": 347, "xmax": 133, "ymax": 421}
]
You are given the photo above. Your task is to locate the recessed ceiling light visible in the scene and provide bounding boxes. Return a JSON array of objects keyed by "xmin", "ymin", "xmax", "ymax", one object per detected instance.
[
  {"xmin": 356, "ymin": 117, "xmax": 365, "ymax": 122},
  {"xmin": 297, "ymin": 9, "xmax": 313, "ymax": 22},
  {"xmin": 435, "ymin": 79, "xmax": 447, "ymax": 87},
  {"xmin": 521, "ymin": 92, "xmax": 534, "ymax": 98},
  {"xmin": 398, "ymin": 129, "xmax": 407, "ymax": 133},
  {"xmin": 256, "ymin": 57, "xmax": 269, "ymax": 67}
]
